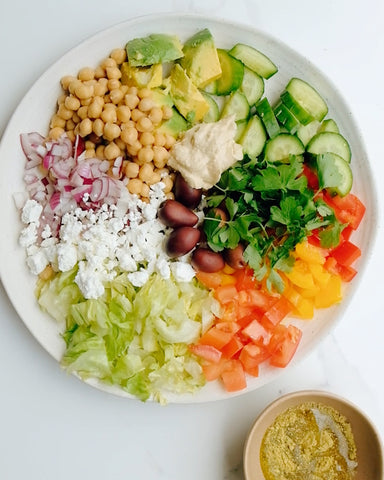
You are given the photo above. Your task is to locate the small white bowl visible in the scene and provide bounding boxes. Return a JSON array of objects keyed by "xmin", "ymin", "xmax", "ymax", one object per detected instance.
[{"xmin": 243, "ymin": 390, "xmax": 383, "ymax": 480}]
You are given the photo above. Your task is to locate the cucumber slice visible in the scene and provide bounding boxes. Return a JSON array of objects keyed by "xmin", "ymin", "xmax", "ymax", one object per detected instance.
[
  {"xmin": 280, "ymin": 91, "xmax": 314, "ymax": 125},
  {"xmin": 229, "ymin": 43, "xmax": 278, "ymax": 79},
  {"xmin": 235, "ymin": 119, "xmax": 248, "ymax": 142},
  {"xmin": 284, "ymin": 78, "xmax": 328, "ymax": 123},
  {"xmin": 316, "ymin": 152, "xmax": 353, "ymax": 197},
  {"xmin": 240, "ymin": 66, "xmax": 264, "ymax": 106},
  {"xmin": 239, "ymin": 115, "xmax": 267, "ymax": 158},
  {"xmin": 264, "ymin": 133, "xmax": 304, "ymax": 162},
  {"xmin": 318, "ymin": 118, "xmax": 339, "ymax": 133},
  {"xmin": 202, "ymin": 81, "xmax": 217, "ymax": 95},
  {"xmin": 274, "ymin": 102, "xmax": 300, "ymax": 134},
  {"xmin": 201, "ymin": 91, "xmax": 220, "ymax": 123},
  {"xmin": 216, "ymin": 49, "xmax": 244, "ymax": 96},
  {"xmin": 296, "ymin": 120, "xmax": 320, "ymax": 146},
  {"xmin": 221, "ymin": 91, "xmax": 250, "ymax": 121},
  {"xmin": 307, "ymin": 132, "xmax": 351, "ymax": 163},
  {"xmin": 256, "ymin": 97, "xmax": 280, "ymax": 138}
]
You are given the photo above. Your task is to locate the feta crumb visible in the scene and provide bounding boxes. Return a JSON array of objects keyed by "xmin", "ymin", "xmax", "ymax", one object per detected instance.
[
  {"xmin": 171, "ymin": 262, "xmax": 196, "ymax": 283},
  {"xmin": 27, "ymin": 250, "xmax": 48, "ymax": 275},
  {"xmin": 21, "ymin": 199, "xmax": 43, "ymax": 224}
]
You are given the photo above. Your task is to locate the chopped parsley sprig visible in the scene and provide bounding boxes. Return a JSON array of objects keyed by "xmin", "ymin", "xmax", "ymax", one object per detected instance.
[{"xmin": 203, "ymin": 155, "xmax": 344, "ymax": 292}]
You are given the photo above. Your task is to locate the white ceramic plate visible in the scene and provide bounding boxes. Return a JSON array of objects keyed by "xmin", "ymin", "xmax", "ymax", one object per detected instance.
[{"xmin": 0, "ymin": 13, "xmax": 378, "ymax": 403}]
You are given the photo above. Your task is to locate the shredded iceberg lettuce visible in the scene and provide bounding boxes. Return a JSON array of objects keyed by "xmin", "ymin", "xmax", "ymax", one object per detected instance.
[{"xmin": 36, "ymin": 266, "xmax": 218, "ymax": 402}]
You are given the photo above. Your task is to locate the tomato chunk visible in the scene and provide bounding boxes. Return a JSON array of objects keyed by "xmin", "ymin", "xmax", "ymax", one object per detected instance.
[
  {"xmin": 268, "ymin": 324, "xmax": 302, "ymax": 368},
  {"xmin": 324, "ymin": 192, "xmax": 366, "ymax": 230},
  {"xmin": 261, "ymin": 297, "xmax": 292, "ymax": 330},
  {"xmin": 220, "ymin": 359, "xmax": 247, "ymax": 392},
  {"xmin": 189, "ymin": 344, "xmax": 222, "ymax": 364},
  {"xmin": 331, "ymin": 241, "xmax": 361, "ymax": 266}
]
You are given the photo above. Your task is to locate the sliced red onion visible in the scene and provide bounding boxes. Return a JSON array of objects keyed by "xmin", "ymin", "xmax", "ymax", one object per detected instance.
[
  {"xmin": 20, "ymin": 132, "xmax": 45, "ymax": 160},
  {"xmin": 49, "ymin": 191, "xmax": 61, "ymax": 211}
]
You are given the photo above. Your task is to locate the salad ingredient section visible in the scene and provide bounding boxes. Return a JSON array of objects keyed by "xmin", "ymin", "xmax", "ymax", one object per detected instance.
[{"xmin": 16, "ymin": 27, "xmax": 366, "ymax": 401}]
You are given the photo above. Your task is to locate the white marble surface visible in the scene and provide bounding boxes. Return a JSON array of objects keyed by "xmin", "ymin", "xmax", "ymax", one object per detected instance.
[{"xmin": 0, "ymin": 1, "xmax": 383, "ymax": 479}]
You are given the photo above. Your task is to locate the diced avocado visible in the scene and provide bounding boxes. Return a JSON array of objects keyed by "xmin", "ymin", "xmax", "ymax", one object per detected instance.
[
  {"xmin": 169, "ymin": 64, "xmax": 210, "ymax": 123},
  {"xmin": 179, "ymin": 28, "xmax": 222, "ymax": 88},
  {"xmin": 151, "ymin": 88, "xmax": 174, "ymax": 108},
  {"xmin": 126, "ymin": 34, "xmax": 184, "ymax": 67},
  {"xmin": 120, "ymin": 62, "xmax": 163, "ymax": 88},
  {"xmin": 157, "ymin": 107, "xmax": 188, "ymax": 138}
]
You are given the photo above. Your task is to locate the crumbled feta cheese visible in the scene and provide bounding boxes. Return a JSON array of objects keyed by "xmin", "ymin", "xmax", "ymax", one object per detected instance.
[
  {"xmin": 21, "ymin": 199, "xmax": 43, "ymax": 224},
  {"xmin": 27, "ymin": 250, "xmax": 48, "ymax": 275},
  {"xmin": 19, "ymin": 223, "xmax": 38, "ymax": 247},
  {"xmin": 171, "ymin": 262, "xmax": 196, "ymax": 283}
]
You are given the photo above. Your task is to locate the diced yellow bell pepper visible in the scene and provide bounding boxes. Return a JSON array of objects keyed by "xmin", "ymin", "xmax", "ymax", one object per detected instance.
[
  {"xmin": 220, "ymin": 273, "xmax": 237, "ymax": 286},
  {"xmin": 314, "ymin": 274, "xmax": 342, "ymax": 308},
  {"xmin": 294, "ymin": 297, "xmax": 314, "ymax": 319},
  {"xmin": 309, "ymin": 263, "xmax": 331, "ymax": 288},
  {"xmin": 295, "ymin": 241, "xmax": 326, "ymax": 265},
  {"xmin": 286, "ymin": 260, "xmax": 315, "ymax": 289},
  {"xmin": 298, "ymin": 285, "xmax": 321, "ymax": 299}
]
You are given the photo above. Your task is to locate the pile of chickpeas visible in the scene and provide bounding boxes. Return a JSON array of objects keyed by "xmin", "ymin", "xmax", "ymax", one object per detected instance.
[{"xmin": 49, "ymin": 47, "xmax": 178, "ymax": 200}]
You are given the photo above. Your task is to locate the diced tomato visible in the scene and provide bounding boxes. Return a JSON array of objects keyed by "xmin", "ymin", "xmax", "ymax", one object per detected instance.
[
  {"xmin": 195, "ymin": 270, "xmax": 224, "ymax": 289},
  {"xmin": 214, "ymin": 284, "xmax": 238, "ymax": 304},
  {"xmin": 189, "ymin": 344, "xmax": 222, "ymax": 364},
  {"xmin": 242, "ymin": 319, "xmax": 271, "ymax": 344},
  {"xmin": 331, "ymin": 241, "xmax": 361, "ymax": 267},
  {"xmin": 324, "ymin": 255, "xmax": 338, "ymax": 273},
  {"xmin": 234, "ymin": 267, "xmax": 256, "ymax": 290},
  {"xmin": 221, "ymin": 335, "xmax": 244, "ymax": 358},
  {"xmin": 324, "ymin": 192, "xmax": 366, "ymax": 230},
  {"xmin": 302, "ymin": 163, "xmax": 319, "ymax": 190},
  {"xmin": 202, "ymin": 359, "xmax": 227, "ymax": 381},
  {"xmin": 340, "ymin": 225, "xmax": 354, "ymax": 242},
  {"xmin": 335, "ymin": 264, "xmax": 357, "ymax": 282},
  {"xmin": 199, "ymin": 326, "xmax": 234, "ymax": 350},
  {"xmin": 220, "ymin": 359, "xmax": 247, "ymax": 392},
  {"xmin": 268, "ymin": 324, "xmax": 302, "ymax": 368},
  {"xmin": 307, "ymin": 232, "xmax": 322, "ymax": 248},
  {"xmin": 261, "ymin": 296, "xmax": 292, "ymax": 330},
  {"xmin": 239, "ymin": 343, "xmax": 270, "ymax": 376}
]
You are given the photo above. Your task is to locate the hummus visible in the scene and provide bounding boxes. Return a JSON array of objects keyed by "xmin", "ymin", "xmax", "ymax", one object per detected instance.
[{"xmin": 168, "ymin": 115, "xmax": 243, "ymax": 189}]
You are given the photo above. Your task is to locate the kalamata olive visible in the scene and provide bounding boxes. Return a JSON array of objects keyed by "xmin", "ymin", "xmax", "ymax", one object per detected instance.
[
  {"xmin": 166, "ymin": 227, "xmax": 200, "ymax": 258},
  {"xmin": 158, "ymin": 199, "xmax": 198, "ymax": 228},
  {"xmin": 174, "ymin": 174, "xmax": 202, "ymax": 208},
  {"xmin": 224, "ymin": 244, "xmax": 246, "ymax": 270},
  {"xmin": 191, "ymin": 247, "xmax": 225, "ymax": 273}
]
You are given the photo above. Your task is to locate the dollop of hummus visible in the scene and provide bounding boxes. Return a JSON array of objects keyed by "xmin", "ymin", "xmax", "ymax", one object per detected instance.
[{"xmin": 168, "ymin": 115, "xmax": 243, "ymax": 189}]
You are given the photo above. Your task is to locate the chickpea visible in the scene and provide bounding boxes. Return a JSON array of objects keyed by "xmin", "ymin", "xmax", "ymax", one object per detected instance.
[
  {"xmin": 131, "ymin": 108, "xmax": 145, "ymax": 122},
  {"xmin": 94, "ymin": 65, "xmax": 106, "ymax": 79},
  {"xmin": 61, "ymin": 75, "xmax": 77, "ymax": 90},
  {"xmin": 103, "ymin": 122, "xmax": 121, "ymax": 141},
  {"xmin": 79, "ymin": 118, "xmax": 93, "ymax": 137},
  {"xmin": 57, "ymin": 93, "xmax": 67, "ymax": 105},
  {"xmin": 162, "ymin": 105, "xmax": 173, "ymax": 120},
  {"xmin": 64, "ymin": 95, "xmax": 81, "ymax": 111},
  {"xmin": 95, "ymin": 144, "xmax": 105, "ymax": 159},
  {"xmin": 75, "ymin": 83, "xmax": 94, "ymax": 100},
  {"xmin": 116, "ymin": 105, "xmax": 131, "ymax": 123},
  {"xmin": 115, "ymin": 138, "xmax": 126, "ymax": 151},
  {"xmin": 153, "ymin": 132, "xmax": 166, "ymax": 147},
  {"xmin": 137, "ymin": 146, "xmax": 154, "ymax": 164},
  {"xmin": 57, "ymin": 104, "xmax": 73, "ymax": 121},
  {"xmin": 139, "ymin": 163, "xmax": 154, "ymax": 182},
  {"xmin": 138, "ymin": 97, "xmax": 154, "ymax": 112},
  {"xmin": 72, "ymin": 112, "xmax": 81, "ymax": 124},
  {"xmin": 101, "ymin": 105, "xmax": 117, "ymax": 124},
  {"xmin": 110, "ymin": 48, "xmax": 127, "ymax": 65},
  {"xmin": 136, "ymin": 116, "xmax": 153, "ymax": 132},
  {"xmin": 120, "ymin": 126, "xmax": 138, "ymax": 145},
  {"xmin": 106, "ymin": 66, "xmax": 122, "ymax": 80},
  {"xmin": 121, "ymin": 120, "xmax": 135, "ymax": 130},
  {"xmin": 88, "ymin": 96, "xmax": 104, "ymax": 119},
  {"xmin": 140, "ymin": 182, "xmax": 150, "ymax": 198},
  {"xmin": 164, "ymin": 133, "xmax": 176, "ymax": 149},
  {"xmin": 110, "ymin": 88, "xmax": 124, "ymax": 105},
  {"xmin": 85, "ymin": 148, "xmax": 96, "ymax": 159},
  {"xmin": 165, "ymin": 191, "xmax": 175, "ymax": 200},
  {"xmin": 94, "ymin": 78, "xmax": 108, "ymax": 96},
  {"xmin": 138, "ymin": 87, "xmax": 151, "ymax": 99},
  {"xmin": 66, "ymin": 119, "xmax": 76, "ymax": 131},
  {"xmin": 85, "ymin": 140, "xmax": 96, "ymax": 150},
  {"xmin": 68, "ymin": 79, "xmax": 83, "ymax": 95},
  {"xmin": 128, "ymin": 178, "xmax": 143, "ymax": 195},
  {"xmin": 66, "ymin": 130, "xmax": 76, "ymax": 143},
  {"xmin": 101, "ymin": 57, "xmax": 117, "ymax": 69},
  {"xmin": 139, "ymin": 131, "xmax": 155, "ymax": 146},
  {"xmin": 162, "ymin": 175, "xmax": 174, "ymax": 193},
  {"xmin": 39, "ymin": 265, "xmax": 55, "ymax": 281},
  {"xmin": 124, "ymin": 93, "xmax": 140, "ymax": 110},
  {"xmin": 49, "ymin": 127, "xmax": 65, "ymax": 140},
  {"xmin": 93, "ymin": 118, "xmax": 104, "ymax": 137},
  {"xmin": 80, "ymin": 97, "xmax": 93, "ymax": 107},
  {"xmin": 153, "ymin": 146, "xmax": 170, "ymax": 168},
  {"xmin": 148, "ymin": 170, "xmax": 162, "ymax": 185},
  {"xmin": 127, "ymin": 140, "xmax": 142, "ymax": 157},
  {"xmin": 127, "ymin": 86, "xmax": 138, "ymax": 95},
  {"xmin": 125, "ymin": 161, "xmax": 140, "ymax": 178},
  {"xmin": 50, "ymin": 114, "xmax": 66, "ymax": 129},
  {"xmin": 77, "ymin": 105, "xmax": 89, "ymax": 120},
  {"xmin": 78, "ymin": 67, "xmax": 95, "ymax": 82},
  {"xmin": 104, "ymin": 142, "xmax": 121, "ymax": 160},
  {"xmin": 149, "ymin": 107, "xmax": 163, "ymax": 125}
]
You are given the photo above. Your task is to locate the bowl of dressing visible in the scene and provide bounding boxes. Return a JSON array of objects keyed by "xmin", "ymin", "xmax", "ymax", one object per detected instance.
[{"xmin": 243, "ymin": 390, "xmax": 383, "ymax": 480}]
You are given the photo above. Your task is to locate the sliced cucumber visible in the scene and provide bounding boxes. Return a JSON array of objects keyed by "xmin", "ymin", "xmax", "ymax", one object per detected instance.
[
  {"xmin": 284, "ymin": 77, "xmax": 328, "ymax": 123},
  {"xmin": 235, "ymin": 119, "xmax": 248, "ymax": 142},
  {"xmin": 221, "ymin": 91, "xmax": 250, "ymax": 121},
  {"xmin": 216, "ymin": 49, "xmax": 244, "ymax": 96},
  {"xmin": 274, "ymin": 102, "xmax": 300, "ymax": 134},
  {"xmin": 239, "ymin": 115, "xmax": 267, "ymax": 158},
  {"xmin": 280, "ymin": 90, "xmax": 314, "ymax": 125},
  {"xmin": 306, "ymin": 132, "xmax": 351, "ymax": 163},
  {"xmin": 201, "ymin": 91, "xmax": 220, "ymax": 123},
  {"xmin": 264, "ymin": 133, "xmax": 304, "ymax": 162},
  {"xmin": 256, "ymin": 97, "xmax": 280, "ymax": 138},
  {"xmin": 229, "ymin": 43, "xmax": 278, "ymax": 79},
  {"xmin": 240, "ymin": 66, "xmax": 264, "ymax": 106},
  {"xmin": 316, "ymin": 152, "xmax": 353, "ymax": 197},
  {"xmin": 318, "ymin": 118, "xmax": 339, "ymax": 134},
  {"xmin": 202, "ymin": 81, "xmax": 217, "ymax": 95},
  {"xmin": 296, "ymin": 120, "xmax": 320, "ymax": 147}
]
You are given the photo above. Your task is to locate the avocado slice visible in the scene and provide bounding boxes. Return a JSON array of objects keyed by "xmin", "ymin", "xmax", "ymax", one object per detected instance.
[
  {"xmin": 157, "ymin": 108, "xmax": 189, "ymax": 138},
  {"xmin": 169, "ymin": 64, "xmax": 210, "ymax": 123},
  {"xmin": 179, "ymin": 28, "xmax": 222, "ymax": 88},
  {"xmin": 126, "ymin": 34, "xmax": 184, "ymax": 67},
  {"xmin": 120, "ymin": 62, "xmax": 163, "ymax": 88}
]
